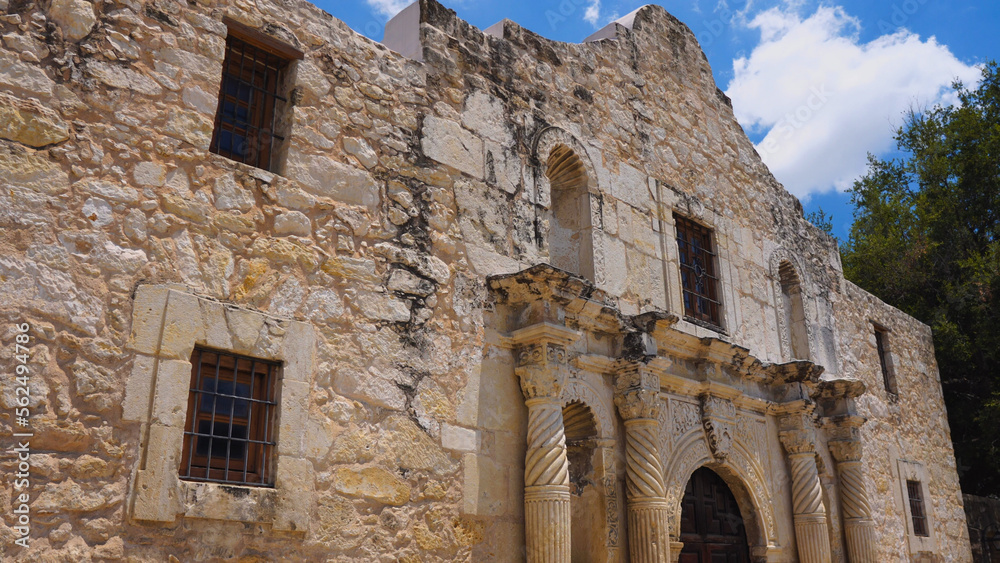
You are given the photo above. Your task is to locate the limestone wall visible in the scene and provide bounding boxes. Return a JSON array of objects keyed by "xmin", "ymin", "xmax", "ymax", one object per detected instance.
[
  {"xmin": 835, "ymin": 282, "xmax": 971, "ymax": 561},
  {"xmin": 0, "ymin": 0, "xmax": 969, "ymax": 560}
]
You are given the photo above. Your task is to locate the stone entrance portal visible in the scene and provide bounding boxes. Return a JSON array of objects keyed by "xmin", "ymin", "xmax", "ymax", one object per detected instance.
[{"xmin": 679, "ymin": 468, "xmax": 751, "ymax": 563}]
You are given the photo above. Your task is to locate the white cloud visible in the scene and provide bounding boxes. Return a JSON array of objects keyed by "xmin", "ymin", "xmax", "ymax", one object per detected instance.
[
  {"xmin": 725, "ymin": 5, "xmax": 980, "ymax": 199},
  {"xmin": 584, "ymin": 0, "xmax": 602, "ymax": 26},
  {"xmin": 365, "ymin": 0, "xmax": 414, "ymax": 18}
]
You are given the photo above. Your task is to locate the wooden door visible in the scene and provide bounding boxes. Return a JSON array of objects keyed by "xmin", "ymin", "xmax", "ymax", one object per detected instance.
[{"xmin": 678, "ymin": 467, "xmax": 751, "ymax": 563}]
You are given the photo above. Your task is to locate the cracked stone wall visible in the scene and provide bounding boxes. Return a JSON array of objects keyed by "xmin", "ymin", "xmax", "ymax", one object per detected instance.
[{"xmin": 0, "ymin": 0, "xmax": 969, "ymax": 560}]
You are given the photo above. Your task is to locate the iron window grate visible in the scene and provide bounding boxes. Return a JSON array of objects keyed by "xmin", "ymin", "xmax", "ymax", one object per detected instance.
[
  {"xmin": 181, "ymin": 348, "xmax": 279, "ymax": 487},
  {"xmin": 907, "ymin": 480, "xmax": 929, "ymax": 537},
  {"xmin": 209, "ymin": 34, "xmax": 290, "ymax": 172},
  {"xmin": 675, "ymin": 215, "xmax": 721, "ymax": 326}
]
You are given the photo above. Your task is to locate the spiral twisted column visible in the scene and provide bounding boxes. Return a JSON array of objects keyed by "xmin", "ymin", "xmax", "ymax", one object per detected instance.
[
  {"xmin": 828, "ymin": 418, "xmax": 878, "ymax": 563},
  {"xmin": 616, "ymin": 362, "xmax": 670, "ymax": 563},
  {"xmin": 779, "ymin": 414, "xmax": 832, "ymax": 563},
  {"xmin": 523, "ymin": 397, "xmax": 571, "ymax": 562},
  {"xmin": 511, "ymin": 323, "xmax": 579, "ymax": 563}
]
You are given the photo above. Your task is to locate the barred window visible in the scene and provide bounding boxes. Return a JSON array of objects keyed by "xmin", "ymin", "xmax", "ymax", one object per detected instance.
[
  {"xmin": 210, "ymin": 23, "xmax": 299, "ymax": 171},
  {"xmin": 180, "ymin": 348, "xmax": 279, "ymax": 486},
  {"xmin": 907, "ymin": 480, "xmax": 929, "ymax": 537},
  {"xmin": 675, "ymin": 215, "xmax": 721, "ymax": 326}
]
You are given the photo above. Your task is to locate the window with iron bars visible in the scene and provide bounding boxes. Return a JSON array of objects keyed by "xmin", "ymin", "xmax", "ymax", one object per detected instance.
[
  {"xmin": 907, "ymin": 480, "xmax": 929, "ymax": 537},
  {"xmin": 209, "ymin": 27, "xmax": 296, "ymax": 172},
  {"xmin": 675, "ymin": 215, "xmax": 721, "ymax": 327},
  {"xmin": 180, "ymin": 348, "xmax": 279, "ymax": 486}
]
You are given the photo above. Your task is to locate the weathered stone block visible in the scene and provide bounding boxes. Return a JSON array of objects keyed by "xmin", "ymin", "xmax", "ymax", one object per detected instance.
[
  {"xmin": 0, "ymin": 49, "xmax": 55, "ymax": 98},
  {"xmin": 274, "ymin": 456, "xmax": 315, "ymax": 531},
  {"xmin": 48, "ymin": 0, "xmax": 97, "ymax": 42},
  {"xmin": 276, "ymin": 380, "xmax": 310, "ymax": 457},
  {"xmin": 158, "ymin": 291, "xmax": 204, "ymax": 360},
  {"xmin": 332, "ymin": 466, "xmax": 411, "ymax": 506},
  {"xmin": 421, "ymin": 115, "xmax": 484, "ymax": 179},
  {"xmin": 0, "ymin": 92, "xmax": 69, "ymax": 147},
  {"xmin": 149, "ymin": 360, "xmax": 194, "ymax": 428},
  {"xmin": 285, "ymin": 149, "xmax": 380, "ymax": 209},
  {"xmin": 334, "ymin": 367, "xmax": 407, "ymax": 411},
  {"xmin": 442, "ymin": 424, "xmax": 478, "ymax": 452},
  {"xmin": 388, "ymin": 269, "xmax": 436, "ymax": 296},
  {"xmin": 274, "ymin": 211, "xmax": 311, "ymax": 236},
  {"xmin": 461, "ymin": 453, "xmax": 508, "ymax": 516}
]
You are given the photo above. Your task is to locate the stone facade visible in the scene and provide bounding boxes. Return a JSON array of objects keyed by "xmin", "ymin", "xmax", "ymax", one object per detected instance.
[{"xmin": 0, "ymin": 0, "xmax": 971, "ymax": 561}]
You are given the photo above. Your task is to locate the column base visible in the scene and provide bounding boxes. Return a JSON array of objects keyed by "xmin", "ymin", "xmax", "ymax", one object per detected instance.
[
  {"xmin": 628, "ymin": 497, "xmax": 671, "ymax": 563},
  {"xmin": 525, "ymin": 485, "xmax": 571, "ymax": 563},
  {"xmin": 793, "ymin": 513, "xmax": 832, "ymax": 563},
  {"xmin": 844, "ymin": 518, "xmax": 878, "ymax": 563}
]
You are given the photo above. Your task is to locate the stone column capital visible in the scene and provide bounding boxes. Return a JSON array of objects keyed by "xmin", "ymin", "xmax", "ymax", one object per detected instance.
[
  {"xmin": 778, "ymin": 412, "xmax": 819, "ymax": 455},
  {"xmin": 515, "ymin": 346, "xmax": 570, "ymax": 400},
  {"xmin": 511, "ymin": 322, "xmax": 579, "ymax": 401},
  {"xmin": 614, "ymin": 362, "xmax": 661, "ymax": 421},
  {"xmin": 828, "ymin": 440, "xmax": 863, "ymax": 463}
]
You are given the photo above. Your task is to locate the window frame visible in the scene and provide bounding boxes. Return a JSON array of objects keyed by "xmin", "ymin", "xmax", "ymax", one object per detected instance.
[
  {"xmin": 674, "ymin": 214, "xmax": 722, "ymax": 328},
  {"xmin": 180, "ymin": 348, "xmax": 280, "ymax": 487},
  {"xmin": 123, "ymin": 286, "xmax": 316, "ymax": 528},
  {"xmin": 209, "ymin": 19, "xmax": 302, "ymax": 172},
  {"xmin": 896, "ymin": 459, "xmax": 936, "ymax": 554}
]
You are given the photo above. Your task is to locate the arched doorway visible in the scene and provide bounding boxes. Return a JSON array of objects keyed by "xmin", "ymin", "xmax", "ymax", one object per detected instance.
[{"xmin": 679, "ymin": 467, "xmax": 751, "ymax": 563}]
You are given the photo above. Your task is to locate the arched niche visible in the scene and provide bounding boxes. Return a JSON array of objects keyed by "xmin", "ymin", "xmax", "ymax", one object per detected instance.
[
  {"xmin": 779, "ymin": 260, "xmax": 810, "ymax": 360},
  {"xmin": 768, "ymin": 249, "xmax": 818, "ymax": 364},
  {"xmin": 562, "ymin": 400, "xmax": 608, "ymax": 562},
  {"xmin": 534, "ymin": 127, "xmax": 599, "ymax": 282}
]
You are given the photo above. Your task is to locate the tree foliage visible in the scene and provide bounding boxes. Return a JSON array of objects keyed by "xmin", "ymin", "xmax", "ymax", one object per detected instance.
[{"xmin": 842, "ymin": 62, "xmax": 1000, "ymax": 495}]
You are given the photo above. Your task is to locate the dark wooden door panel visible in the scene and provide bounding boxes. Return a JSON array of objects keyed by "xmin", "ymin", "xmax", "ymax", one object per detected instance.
[{"xmin": 679, "ymin": 468, "xmax": 750, "ymax": 563}]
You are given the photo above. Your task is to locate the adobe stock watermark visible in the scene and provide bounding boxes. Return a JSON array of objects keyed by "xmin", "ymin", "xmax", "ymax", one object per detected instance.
[
  {"xmin": 8, "ymin": 323, "xmax": 33, "ymax": 550},
  {"xmin": 757, "ymin": 84, "xmax": 833, "ymax": 158},
  {"xmin": 544, "ymin": 0, "xmax": 598, "ymax": 30},
  {"xmin": 695, "ymin": 4, "xmax": 742, "ymax": 48},
  {"xmin": 361, "ymin": 11, "xmax": 393, "ymax": 39},
  {"xmin": 877, "ymin": 0, "xmax": 932, "ymax": 34}
]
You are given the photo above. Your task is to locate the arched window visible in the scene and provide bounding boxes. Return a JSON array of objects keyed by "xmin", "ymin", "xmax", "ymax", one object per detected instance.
[
  {"xmin": 546, "ymin": 144, "xmax": 594, "ymax": 280},
  {"xmin": 778, "ymin": 260, "xmax": 809, "ymax": 360}
]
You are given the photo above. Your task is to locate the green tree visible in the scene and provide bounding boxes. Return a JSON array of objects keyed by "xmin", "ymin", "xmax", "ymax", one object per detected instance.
[
  {"xmin": 842, "ymin": 62, "xmax": 1000, "ymax": 496},
  {"xmin": 806, "ymin": 207, "xmax": 835, "ymax": 237}
]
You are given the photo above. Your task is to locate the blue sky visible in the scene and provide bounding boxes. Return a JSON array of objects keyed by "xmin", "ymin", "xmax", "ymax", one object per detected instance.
[{"xmin": 315, "ymin": 0, "xmax": 999, "ymax": 240}]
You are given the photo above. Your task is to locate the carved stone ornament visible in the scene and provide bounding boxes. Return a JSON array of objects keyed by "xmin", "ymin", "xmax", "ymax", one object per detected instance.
[
  {"xmin": 516, "ymin": 362, "xmax": 570, "ymax": 400},
  {"xmin": 515, "ymin": 342, "xmax": 573, "ymax": 400},
  {"xmin": 778, "ymin": 413, "xmax": 818, "ymax": 455},
  {"xmin": 614, "ymin": 363, "xmax": 661, "ymax": 421},
  {"xmin": 700, "ymin": 395, "xmax": 735, "ymax": 460},
  {"xmin": 517, "ymin": 342, "xmax": 569, "ymax": 367},
  {"xmin": 828, "ymin": 440, "xmax": 863, "ymax": 463}
]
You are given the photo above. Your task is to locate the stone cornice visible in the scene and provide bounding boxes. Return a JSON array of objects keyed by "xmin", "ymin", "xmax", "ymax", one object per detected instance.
[
  {"xmin": 487, "ymin": 264, "xmax": 625, "ymax": 334},
  {"xmin": 572, "ymin": 353, "xmax": 618, "ymax": 375},
  {"xmin": 814, "ymin": 378, "xmax": 867, "ymax": 401},
  {"xmin": 510, "ymin": 322, "xmax": 580, "ymax": 349}
]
